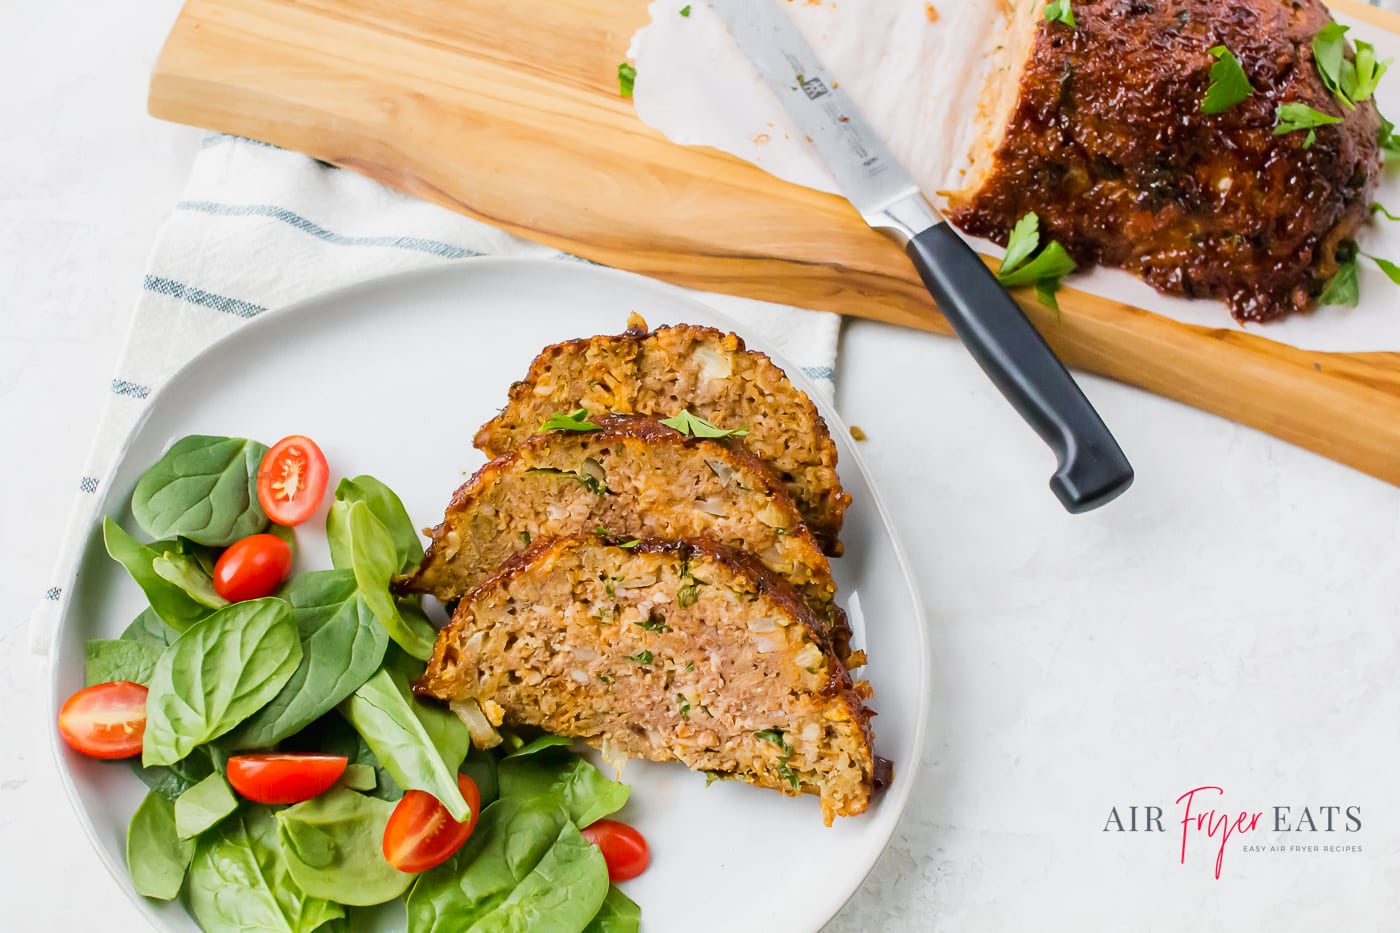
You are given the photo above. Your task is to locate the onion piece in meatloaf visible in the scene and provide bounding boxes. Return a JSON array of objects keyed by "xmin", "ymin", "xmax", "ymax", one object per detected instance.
[
  {"xmin": 414, "ymin": 536, "xmax": 875, "ymax": 825},
  {"xmin": 401, "ymin": 414, "xmax": 848, "ymax": 653},
  {"xmin": 474, "ymin": 315, "xmax": 850, "ymax": 553}
]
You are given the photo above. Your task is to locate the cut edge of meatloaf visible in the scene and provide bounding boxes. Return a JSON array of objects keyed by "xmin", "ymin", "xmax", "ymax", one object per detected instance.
[
  {"xmin": 414, "ymin": 535, "xmax": 875, "ymax": 825},
  {"xmin": 400, "ymin": 414, "xmax": 848, "ymax": 654},
  {"xmin": 473, "ymin": 314, "xmax": 850, "ymax": 554}
]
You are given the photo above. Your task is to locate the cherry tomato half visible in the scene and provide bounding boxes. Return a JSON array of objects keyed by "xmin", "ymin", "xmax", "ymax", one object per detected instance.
[
  {"xmin": 57, "ymin": 681, "xmax": 148, "ymax": 759},
  {"xmin": 257, "ymin": 435, "xmax": 329, "ymax": 526},
  {"xmin": 226, "ymin": 753, "xmax": 347, "ymax": 805},
  {"xmin": 581, "ymin": 819, "xmax": 650, "ymax": 882},
  {"xmin": 213, "ymin": 533, "xmax": 292, "ymax": 602},
  {"xmin": 383, "ymin": 773, "xmax": 482, "ymax": 874}
]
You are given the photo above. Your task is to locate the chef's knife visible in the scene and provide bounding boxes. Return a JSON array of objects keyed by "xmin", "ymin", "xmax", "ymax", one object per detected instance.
[{"xmin": 707, "ymin": 0, "xmax": 1133, "ymax": 513}]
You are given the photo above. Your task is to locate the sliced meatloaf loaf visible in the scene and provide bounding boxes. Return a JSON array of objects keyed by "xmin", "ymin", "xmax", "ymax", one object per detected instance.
[
  {"xmin": 402, "ymin": 415, "xmax": 846, "ymax": 650},
  {"xmin": 474, "ymin": 315, "xmax": 850, "ymax": 553},
  {"xmin": 414, "ymin": 536, "xmax": 875, "ymax": 825}
]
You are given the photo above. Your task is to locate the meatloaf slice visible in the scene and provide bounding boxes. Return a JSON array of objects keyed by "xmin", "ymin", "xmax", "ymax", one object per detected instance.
[
  {"xmin": 948, "ymin": 0, "xmax": 1383, "ymax": 321},
  {"xmin": 474, "ymin": 315, "xmax": 850, "ymax": 553},
  {"xmin": 402, "ymin": 415, "xmax": 845, "ymax": 650},
  {"xmin": 414, "ymin": 536, "xmax": 875, "ymax": 825}
]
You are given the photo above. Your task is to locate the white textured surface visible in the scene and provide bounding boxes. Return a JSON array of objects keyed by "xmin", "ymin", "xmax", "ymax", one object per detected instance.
[{"xmin": 4, "ymin": 2, "xmax": 1400, "ymax": 932}]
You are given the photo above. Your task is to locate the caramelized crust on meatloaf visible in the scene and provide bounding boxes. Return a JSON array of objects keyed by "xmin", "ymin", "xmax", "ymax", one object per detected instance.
[
  {"xmin": 474, "ymin": 315, "xmax": 850, "ymax": 552},
  {"xmin": 415, "ymin": 536, "xmax": 875, "ymax": 825},
  {"xmin": 948, "ymin": 0, "xmax": 1383, "ymax": 322},
  {"xmin": 402, "ymin": 414, "xmax": 848, "ymax": 652}
]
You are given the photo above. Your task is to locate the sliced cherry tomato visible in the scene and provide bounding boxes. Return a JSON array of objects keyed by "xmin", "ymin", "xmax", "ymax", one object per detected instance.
[
  {"xmin": 383, "ymin": 773, "xmax": 481, "ymax": 874},
  {"xmin": 57, "ymin": 681, "xmax": 148, "ymax": 759},
  {"xmin": 213, "ymin": 533, "xmax": 292, "ymax": 602},
  {"xmin": 581, "ymin": 819, "xmax": 650, "ymax": 882},
  {"xmin": 226, "ymin": 753, "xmax": 347, "ymax": 804},
  {"xmin": 257, "ymin": 435, "xmax": 329, "ymax": 526}
]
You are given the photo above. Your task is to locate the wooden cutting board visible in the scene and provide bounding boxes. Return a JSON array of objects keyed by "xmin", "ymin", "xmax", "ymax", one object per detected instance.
[{"xmin": 149, "ymin": 0, "xmax": 1400, "ymax": 488}]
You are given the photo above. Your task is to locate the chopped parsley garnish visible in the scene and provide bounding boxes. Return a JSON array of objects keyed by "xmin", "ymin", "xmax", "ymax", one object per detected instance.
[
  {"xmin": 577, "ymin": 471, "xmax": 608, "ymax": 496},
  {"xmin": 755, "ymin": 729, "xmax": 787, "ymax": 748},
  {"xmin": 635, "ymin": 611, "xmax": 671, "ymax": 633},
  {"xmin": 1373, "ymin": 203, "xmax": 1400, "ymax": 222},
  {"xmin": 598, "ymin": 671, "xmax": 613, "ymax": 683},
  {"xmin": 1043, "ymin": 0, "xmax": 1074, "ymax": 27},
  {"xmin": 1314, "ymin": 24, "xmax": 1390, "ymax": 109},
  {"xmin": 677, "ymin": 693, "xmax": 691, "ymax": 720},
  {"xmin": 685, "ymin": 661, "xmax": 696, "ymax": 672},
  {"xmin": 593, "ymin": 526, "xmax": 638, "ymax": 547},
  {"xmin": 618, "ymin": 62, "xmax": 636, "ymax": 98},
  {"xmin": 1369, "ymin": 254, "xmax": 1400, "ymax": 286},
  {"xmin": 540, "ymin": 408, "xmax": 601, "ymax": 432},
  {"xmin": 624, "ymin": 650, "xmax": 654, "ymax": 665},
  {"xmin": 1319, "ymin": 246, "xmax": 1359, "ymax": 307},
  {"xmin": 680, "ymin": 3, "xmax": 691, "ymax": 15},
  {"xmin": 677, "ymin": 582, "xmax": 699, "ymax": 608},
  {"xmin": 997, "ymin": 213, "xmax": 1078, "ymax": 312},
  {"xmin": 660, "ymin": 410, "xmax": 750, "ymax": 438},
  {"xmin": 618, "ymin": 538, "xmax": 641, "ymax": 548},
  {"xmin": 754, "ymin": 731, "xmax": 800, "ymax": 791},
  {"xmin": 1200, "ymin": 45, "xmax": 1253, "ymax": 114},
  {"xmin": 1273, "ymin": 103, "xmax": 1343, "ymax": 149},
  {"xmin": 518, "ymin": 530, "xmax": 531, "ymax": 546}
]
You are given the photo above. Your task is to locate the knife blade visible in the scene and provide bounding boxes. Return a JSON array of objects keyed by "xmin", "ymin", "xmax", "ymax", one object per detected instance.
[{"xmin": 708, "ymin": 0, "xmax": 1133, "ymax": 513}]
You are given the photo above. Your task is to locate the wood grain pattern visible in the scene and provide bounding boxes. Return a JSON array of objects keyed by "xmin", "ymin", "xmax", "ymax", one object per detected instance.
[{"xmin": 149, "ymin": 0, "xmax": 1400, "ymax": 486}]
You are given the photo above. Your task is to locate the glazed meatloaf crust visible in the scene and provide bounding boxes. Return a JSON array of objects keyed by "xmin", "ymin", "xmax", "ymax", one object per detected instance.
[
  {"xmin": 948, "ymin": 0, "xmax": 1383, "ymax": 322},
  {"xmin": 415, "ymin": 536, "xmax": 875, "ymax": 825},
  {"xmin": 402, "ymin": 415, "xmax": 846, "ymax": 649},
  {"xmin": 474, "ymin": 315, "xmax": 850, "ymax": 552}
]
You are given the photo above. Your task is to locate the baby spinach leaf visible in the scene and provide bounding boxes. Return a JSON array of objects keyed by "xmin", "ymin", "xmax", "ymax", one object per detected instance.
[
  {"xmin": 103, "ymin": 518, "xmax": 212, "ymax": 631},
  {"xmin": 132, "ymin": 745, "xmax": 217, "ymax": 801},
  {"xmin": 585, "ymin": 887, "xmax": 641, "ymax": 933},
  {"xmin": 498, "ymin": 750, "xmax": 629, "ymax": 829},
  {"xmin": 175, "ymin": 772, "xmax": 239, "ymax": 839},
  {"xmin": 505, "ymin": 734, "xmax": 574, "ymax": 759},
  {"xmin": 1043, "ymin": 0, "xmax": 1074, "ymax": 28},
  {"xmin": 122, "ymin": 607, "xmax": 173, "ymax": 647},
  {"xmin": 131, "ymin": 435, "xmax": 270, "ymax": 547},
  {"xmin": 143, "ymin": 598, "xmax": 302, "ymax": 767},
  {"xmin": 333, "ymin": 500, "xmax": 436, "ymax": 660},
  {"xmin": 328, "ymin": 475, "xmax": 424, "ymax": 573},
  {"xmin": 85, "ymin": 638, "xmax": 163, "ymax": 686},
  {"xmin": 460, "ymin": 745, "xmax": 500, "ymax": 808},
  {"xmin": 338, "ymin": 667, "xmax": 470, "ymax": 820},
  {"xmin": 342, "ymin": 763, "xmax": 377, "ymax": 792},
  {"xmin": 405, "ymin": 796, "xmax": 608, "ymax": 933},
  {"xmin": 152, "ymin": 550, "xmax": 229, "ymax": 610},
  {"xmin": 187, "ymin": 806, "xmax": 343, "ymax": 933},
  {"xmin": 275, "ymin": 787, "xmax": 413, "ymax": 906},
  {"xmin": 384, "ymin": 648, "xmax": 470, "ymax": 773},
  {"xmin": 126, "ymin": 791, "xmax": 194, "ymax": 901},
  {"xmin": 232, "ymin": 571, "xmax": 389, "ymax": 749}
]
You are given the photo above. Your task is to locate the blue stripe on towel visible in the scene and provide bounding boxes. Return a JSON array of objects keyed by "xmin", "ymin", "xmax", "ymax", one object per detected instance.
[
  {"xmin": 44, "ymin": 587, "xmax": 61, "ymax": 601},
  {"xmin": 78, "ymin": 476, "xmax": 99, "ymax": 494},
  {"xmin": 111, "ymin": 379, "xmax": 151, "ymax": 399},
  {"xmin": 200, "ymin": 134, "xmax": 282, "ymax": 151},
  {"xmin": 801, "ymin": 365, "xmax": 835, "ymax": 381},
  {"xmin": 174, "ymin": 201, "xmax": 480, "ymax": 260},
  {"xmin": 143, "ymin": 276, "xmax": 266, "ymax": 319}
]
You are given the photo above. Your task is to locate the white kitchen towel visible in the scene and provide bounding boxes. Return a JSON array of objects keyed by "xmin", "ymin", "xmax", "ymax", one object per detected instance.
[{"xmin": 29, "ymin": 134, "xmax": 841, "ymax": 654}]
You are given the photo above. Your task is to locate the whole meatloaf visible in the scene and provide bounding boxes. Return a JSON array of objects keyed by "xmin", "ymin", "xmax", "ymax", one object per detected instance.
[
  {"xmin": 402, "ymin": 414, "xmax": 846, "ymax": 648},
  {"xmin": 414, "ymin": 536, "xmax": 875, "ymax": 825},
  {"xmin": 474, "ymin": 315, "xmax": 850, "ymax": 552},
  {"xmin": 948, "ymin": 0, "xmax": 1384, "ymax": 322}
]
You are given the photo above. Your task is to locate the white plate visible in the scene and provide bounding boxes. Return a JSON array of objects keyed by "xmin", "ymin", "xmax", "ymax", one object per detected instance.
[{"xmin": 49, "ymin": 259, "xmax": 929, "ymax": 933}]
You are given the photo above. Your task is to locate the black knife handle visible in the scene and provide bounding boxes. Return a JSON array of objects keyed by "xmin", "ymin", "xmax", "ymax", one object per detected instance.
[{"xmin": 906, "ymin": 222, "xmax": 1133, "ymax": 513}]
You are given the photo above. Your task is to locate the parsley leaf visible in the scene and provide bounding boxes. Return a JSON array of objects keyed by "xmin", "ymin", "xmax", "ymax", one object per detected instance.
[
  {"xmin": 677, "ymin": 693, "xmax": 691, "ymax": 720},
  {"xmin": 618, "ymin": 62, "xmax": 636, "ymax": 98},
  {"xmin": 540, "ymin": 408, "xmax": 601, "ymax": 432},
  {"xmin": 1044, "ymin": 0, "xmax": 1075, "ymax": 27},
  {"xmin": 1274, "ymin": 103, "xmax": 1343, "ymax": 148},
  {"xmin": 1373, "ymin": 203, "xmax": 1400, "ymax": 222},
  {"xmin": 659, "ymin": 410, "xmax": 750, "ymax": 438},
  {"xmin": 1313, "ymin": 23, "xmax": 1353, "ymax": 108},
  {"xmin": 518, "ymin": 530, "xmax": 531, "ymax": 546},
  {"xmin": 1319, "ymin": 256, "xmax": 1359, "ymax": 307},
  {"xmin": 1350, "ymin": 40, "xmax": 1391, "ymax": 104},
  {"xmin": 680, "ymin": 3, "xmax": 691, "ymax": 15},
  {"xmin": 997, "ymin": 212, "xmax": 1077, "ymax": 312},
  {"xmin": 1201, "ymin": 45, "xmax": 1253, "ymax": 114},
  {"xmin": 1367, "ymin": 254, "xmax": 1400, "ymax": 286},
  {"xmin": 624, "ymin": 650, "xmax": 653, "ymax": 665}
]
